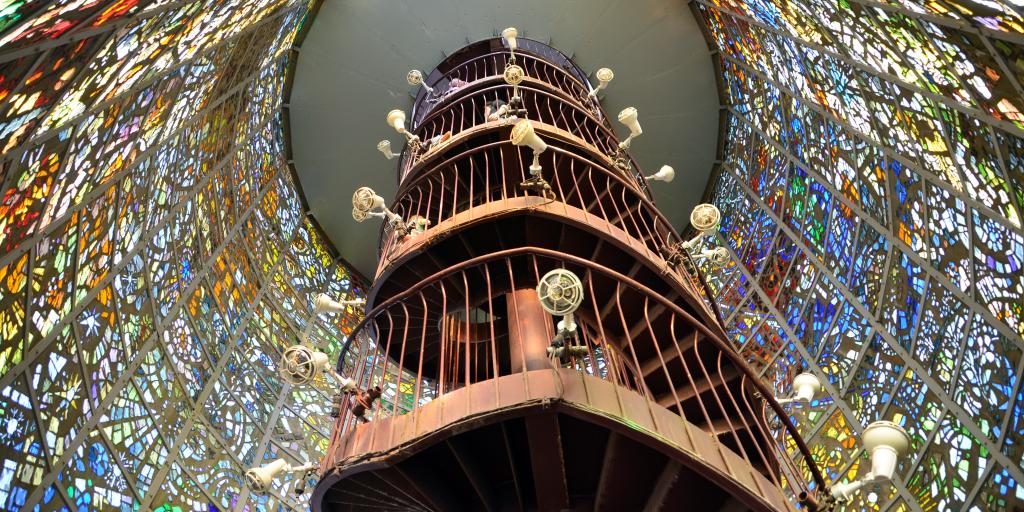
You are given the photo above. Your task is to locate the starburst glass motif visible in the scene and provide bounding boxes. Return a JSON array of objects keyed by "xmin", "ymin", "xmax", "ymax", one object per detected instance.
[
  {"xmin": 1, "ymin": 0, "xmax": 1023, "ymax": 510},
  {"xmin": 695, "ymin": 1, "xmax": 1024, "ymax": 509},
  {"xmin": 0, "ymin": 1, "xmax": 362, "ymax": 510}
]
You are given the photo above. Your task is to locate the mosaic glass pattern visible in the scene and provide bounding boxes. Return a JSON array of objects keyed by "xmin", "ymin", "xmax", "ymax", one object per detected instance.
[
  {"xmin": 0, "ymin": 1, "xmax": 362, "ymax": 511},
  {"xmin": 694, "ymin": 1, "xmax": 1024, "ymax": 510},
  {"xmin": 3, "ymin": 0, "xmax": 1024, "ymax": 511}
]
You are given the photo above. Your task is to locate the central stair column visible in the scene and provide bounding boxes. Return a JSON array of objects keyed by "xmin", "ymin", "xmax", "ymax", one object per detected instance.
[{"xmin": 506, "ymin": 288, "xmax": 555, "ymax": 372}]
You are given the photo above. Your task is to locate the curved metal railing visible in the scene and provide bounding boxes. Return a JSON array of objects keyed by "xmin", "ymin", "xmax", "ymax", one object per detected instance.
[
  {"xmin": 380, "ymin": 127, "xmax": 724, "ymax": 327},
  {"xmin": 401, "ymin": 83, "xmax": 632, "ymax": 181},
  {"xmin": 328, "ymin": 248, "xmax": 827, "ymax": 503},
  {"xmin": 411, "ymin": 49, "xmax": 597, "ymax": 126}
]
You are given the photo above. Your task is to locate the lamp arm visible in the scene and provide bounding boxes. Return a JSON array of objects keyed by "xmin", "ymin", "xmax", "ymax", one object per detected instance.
[
  {"xmin": 681, "ymin": 233, "xmax": 705, "ymax": 251},
  {"xmin": 775, "ymin": 395, "xmax": 809, "ymax": 406},
  {"xmin": 619, "ymin": 134, "xmax": 634, "ymax": 150},
  {"xmin": 400, "ymin": 129, "xmax": 420, "ymax": 143},
  {"xmin": 285, "ymin": 462, "xmax": 319, "ymax": 474},
  {"xmin": 830, "ymin": 473, "xmax": 880, "ymax": 501}
]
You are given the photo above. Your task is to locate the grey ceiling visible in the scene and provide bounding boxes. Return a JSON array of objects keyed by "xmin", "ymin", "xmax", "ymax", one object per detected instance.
[{"xmin": 290, "ymin": 0, "xmax": 720, "ymax": 277}]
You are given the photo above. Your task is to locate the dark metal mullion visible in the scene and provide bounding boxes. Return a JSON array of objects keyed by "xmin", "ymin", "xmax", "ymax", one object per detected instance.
[
  {"xmin": 721, "ymin": 54, "xmax": 1023, "ymax": 240},
  {"xmin": 730, "ymin": 105, "xmax": 1022, "ymax": 346},
  {"xmin": 1, "ymin": 0, "xmax": 300, "ymax": 166},
  {"xmin": 721, "ymin": 163, "xmax": 923, "ymax": 510},
  {"xmin": 844, "ymin": 0, "xmax": 1024, "ymax": 46},
  {"xmin": 0, "ymin": 1, "xmax": 191, "ymax": 65},
  {"xmin": 140, "ymin": 167, "xmax": 297, "ymax": 510},
  {"xmin": 723, "ymin": 161, "xmax": 1024, "ymax": 488},
  {"xmin": 0, "ymin": 59, "xmax": 270, "ymax": 271},
  {"xmin": 18, "ymin": 118, "xmax": 287, "ymax": 508}
]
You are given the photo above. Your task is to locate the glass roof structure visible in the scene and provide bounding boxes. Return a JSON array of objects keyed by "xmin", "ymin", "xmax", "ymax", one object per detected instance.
[{"xmin": 0, "ymin": 1, "xmax": 1020, "ymax": 511}]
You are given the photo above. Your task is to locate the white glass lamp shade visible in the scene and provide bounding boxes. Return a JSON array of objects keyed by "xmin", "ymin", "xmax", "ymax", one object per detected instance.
[
  {"xmin": 690, "ymin": 203, "xmax": 721, "ymax": 233},
  {"xmin": 862, "ymin": 420, "xmax": 911, "ymax": 480},
  {"xmin": 649, "ymin": 165, "xmax": 675, "ymax": 182},
  {"xmin": 536, "ymin": 269, "xmax": 584, "ymax": 316},
  {"xmin": 510, "ymin": 119, "xmax": 547, "ymax": 154},
  {"xmin": 502, "ymin": 27, "xmax": 518, "ymax": 50},
  {"xmin": 791, "ymin": 372, "xmax": 822, "ymax": 402},
  {"xmin": 406, "ymin": 69, "xmax": 424, "ymax": 86},
  {"xmin": 386, "ymin": 109, "xmax": 407, "ymax": 133},
  {"xmin": 595, "ymin": 67, "xmax": 614, "ymax": 86},
  {"xmin": 617, "ymin": 107, "xmax": 641, "ymax": 136},
  {"xmin": 352, "ymin": 186, "xmax": 385, "ymax": 213},
  {"xmin": 245, "ymin": 458, "xmax": 287, "ymax": 495}
]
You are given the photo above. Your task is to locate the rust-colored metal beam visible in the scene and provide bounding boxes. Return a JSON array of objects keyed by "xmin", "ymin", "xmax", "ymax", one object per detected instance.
[
  {"xmin": 524, "ymin": 412, "xmax": 570, "ymax": 511},
  {"xmin": 642, "ymin": 460, "xmax": 682, "ymax": 512},
  {"xmin": 446, "ymin": 437, "xmax": 498, "ymax": 512}
]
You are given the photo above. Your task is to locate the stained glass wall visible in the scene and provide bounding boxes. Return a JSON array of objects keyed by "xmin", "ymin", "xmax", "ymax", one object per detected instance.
[
  {"xmin": 691, "ymin": 1, "xmax": 1024, "ymax": 511},
  {"xmin": 0, "ymin": 1, "xmax": 363, "ymax": 511},
  {"xmin": 3, "ymin": 1, "xmax": 1024, "ymax": 511}
]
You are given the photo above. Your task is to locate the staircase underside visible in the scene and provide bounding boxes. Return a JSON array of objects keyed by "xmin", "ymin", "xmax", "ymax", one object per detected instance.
[{"xmin": 312, "ymin": 369, "xmax": 791, "ymax": 512}]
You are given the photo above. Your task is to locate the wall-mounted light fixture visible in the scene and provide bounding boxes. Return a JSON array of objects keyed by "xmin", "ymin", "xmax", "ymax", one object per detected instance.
[
  {"xmin": 537, "ymin": 269, "xmax": 587, "ymax": 363},
  {"xmin": 775, "ymin": 372, "xmax": 823, "ymax": 406},
  {"xmin": 645, "ymin": 165, "xmax": 675, "ymax": 183},
  {"xmin": 830, "ymin": 421, "xmax": 912, "ymax": 502},
  {"xmin": 681, "ymin": 203, "xmax": 722, "ymax": 251},
  {"xmin": 351, "ymin": 186, "xmax": 408, "ymax": 236},
  {"xmin": 245, "ymin": 459, "xmax": 318, "ymax": 495},
  {"xmin": 617, "ymin": 107, "xmax": 642, "ymax": 150},
  {"xmin": 502, "ymin": 27, "xmax": 518, "ymax": 53},
  {"xmin": 510, "ymin": 119, "xmax": 547, "ymax": 175},
  {"xmin": 588, "ymin": 67, "xmax": 614, "ymax": 99},
  {"xmin": 386, "ymin": 109, "xmax": 421, "ymax": 150},
  {"xmin": 406, "ymin": 69, "xmax": 434, "ymax": 96},
  {"xmin": 314, "ymin": 293, "xmax": 365, "ymax": 314},
  {"xmin": 693, "ymin": 246, "xmax": 730, "ymax": 269},
  {"xmin": 279, "ymin": 344, "xmax": 357, "ymax": 391},
  {"xmin": 377, "ymin": 139, "xmax": 397, "ymax": 160}
]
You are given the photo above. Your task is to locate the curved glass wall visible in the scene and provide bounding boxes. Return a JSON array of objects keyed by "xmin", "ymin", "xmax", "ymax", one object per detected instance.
[{"xmin": 0, "ymin": 1, "xmax": 1021, "ymax": 511}]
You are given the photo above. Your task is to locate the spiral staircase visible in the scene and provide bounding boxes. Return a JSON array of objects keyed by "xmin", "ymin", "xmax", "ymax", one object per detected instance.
[{"xmin": 310, "ymin": 34, "xmax": 826, "ymax": 512}]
